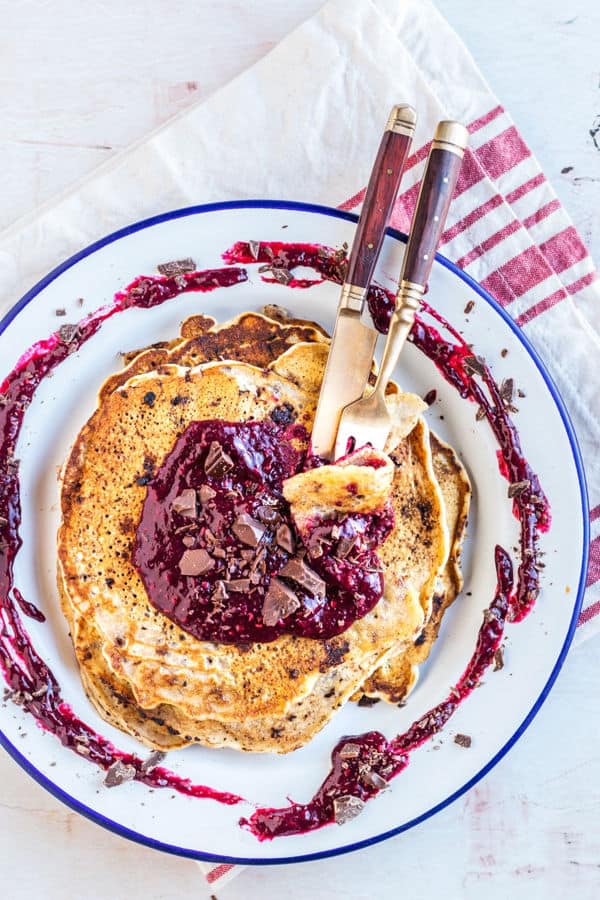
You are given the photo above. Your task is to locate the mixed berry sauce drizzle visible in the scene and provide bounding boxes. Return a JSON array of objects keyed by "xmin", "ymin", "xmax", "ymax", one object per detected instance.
[{"xmin": 0, "ymin": 239, "xmax": 549, "ymax": 837}]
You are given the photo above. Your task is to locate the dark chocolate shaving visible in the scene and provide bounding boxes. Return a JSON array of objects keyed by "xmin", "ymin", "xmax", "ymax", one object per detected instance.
[
  {"xmin": 335, "ymin": 535, "xmax": 357, "ymax": 559},
  {"xmin": 171, "ymin": 488, "xmax": 197, "ymax": 518},
  {"xmin": 248, "ymin": 240, "xmax": 261, "ymax": 260},
  {"xmin": 58, "ymin": 323, "xmax": 79, "ymax": 344},
  {"xmin": 232, "ymin": 513, "xmax": 266, "ymax": 548},
  {"xmin": 279, "ymin": 556, "xmax": 326, "ymax": 598},
  {"xmin": 463, "ymin": 355, "xmax": 486, "ymax": 377},
  {"xmin": 157, "ymin": 258, "xmax": 196, "ymax": 276},
  {"xmin": 178, "ymin": 548, "xmax": 215, "ymax": 577},
  {"xmin": 339, "ymin": 742, "xmax": 361, "ymax": 759},
  {"xmin": 360, "ymin": 769, "xmax": 388, "ymax": 791},
  {"xmin": 199, "ymin": 484, "xmax": 217, "ymax": 504},
  {"xmin": 104, "ymin": 759, "xmax": 136, "ymax": 787},
  {"xmin": 204, "ymin": 441, "xmax": 234, "ymax": 478},
  {"xmin": 464, "ymin": 299, "xmax": 475, "ymax": 314},
  {"xmin": 275, "ymin": 523, "xmax": 295, "ymax": 553},
  {"xmin": 226, "ymin": 577, "xmax": 251, "ymax": 593},
  {"xmin": 493, "ymin": 648, "xmax": 505, "ymax": 671},
  {"xmin": 256, "ymin": 504, "xmax": 280, "ymax": 525},
  {"xmin": 262, "ymin": 577, "xmax": 300, "ymax": 626},
  {"xmin": 141, "ymin": 750, "xmax": 166, "ymax": 773},
  {"xmin": 508, "ymin": 479, "xmax": 530, "ymax": 498},
  {"xmin": 333, "ymin": 795, "xmax": 365, "ymax": 825},
  {"xmin": 454, "ymin": 733, "xmax": 472, "ymax": 748}
]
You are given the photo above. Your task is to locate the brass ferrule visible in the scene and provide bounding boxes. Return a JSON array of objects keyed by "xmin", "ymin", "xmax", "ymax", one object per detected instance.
[
  {"xmin": 431, "ymin": 120, "xmax": 469, "ymax": 157},
  {"xmin": 395, "ymin": 279, "xmax": 425, "ymax": 322},
  {"xmin": 339, "ymin": 281, "xmax": 367, "ymax": 312},
  {"xmin": 385, "ymin": 103, "xmax": 417, "ymax": 137}
]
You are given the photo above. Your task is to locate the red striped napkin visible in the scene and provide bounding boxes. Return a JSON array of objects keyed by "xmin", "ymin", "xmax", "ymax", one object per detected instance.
[{"xmin": 0, "ymin": 0, "xmax": 597, "ymax": 886}]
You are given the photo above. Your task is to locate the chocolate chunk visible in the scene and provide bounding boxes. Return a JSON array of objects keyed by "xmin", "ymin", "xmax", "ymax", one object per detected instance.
[
  {"xmin": 508, "ymin": 480, "xmax": 530, "ymax": 498},
  {"xmin": 248, "ymin": 240, "xmax": 261, "ymax": 260},
  {"xmin": 204, "ymin": 441, "xmax": 234, "ymax": 478},
  {"xmin": 178, "ymin": 548, "xmax": 215, "ymax": 576},
  {"xmin": 475, "ymin": 406, "xmax": 486, "ymax": 421},
  {"xmin": 140, "ymin": 750, "xmax": 166, "ymax": 773},
  {"xmin": 464, "ymin": 299, "xmax": 475, "ymax": 315},
  {"xmin": 232, "ymin": 513, "xmax": 266, "ymax": 548},
  {"xmin": 501, "ymin": 348, "xmax": 508, "ymax": 358},
  {"xmin": 275, "ymin": 523, "xmax": 295, "ymax": 553},
  {"xmin": 262, "ymin": 577, "xmax": 300, "ymax": 626},
  {"xmin": 256, "ymin": 504, "xmax": 280, "ymax": 525},
  {"xmin": 212, "ymin": 547, "xmax": 227, "ymax": 559},
  {"xmin": 171, "ymin": 488, "xmax": 197, "ymax": 518},
  {"xmin": 357, "ymin": 695, "xmax": 380, "ymax": 707},
  {"xmin": 335, "ymin": 535, "xmax": 357, "ymax": 559},
  {"xmin": 58, "ymin": 323, "xmax": 79, "ymax": 344},
  {"xmin": 463, "ymin": 355, "xmax": 486, "ymax": 377},
  {"xmin": 226, "ymin": 577, "xmax": 251, "ymax": 593},
  {"xmin": 339, "ymin": 742, "xmax": 361, "ymax": 759},
  {"xmin": 270, "ymin": 266, "xmax": 293, "ymax": 285},
  {"xmin": 360, "ymin": 769, "xmax": 389, "ymax": 791},
  {"xmin": 211, "ymin": 581, "xmax": 229, "ymax": 603},
  {"xmin": 199, "ymin": 484, "xmax": 217, "ymax": 505},
  {"xmin": 493, "ymin": 648, "xmax": 505, "ymax": 671},
  {"xmin": 182, "ymin": 534, "xmax": 195, "ymax": 548},
  {"xmin": 269, "ymin": 402, "xmax": 296, "ymax": 425},
  {"xmin": 143, "ymin": 391, "xmax": 156, "ymax": 407},
  {"xmin": 279, "ymin": 556, "xmax": 326, "ymax": 598},
  {"xmin": 333, "ymin": 795, "xmax": 365, "ymax": 825},
  {"xmin": 157, "ymin": 258, "xmax": 196, "ymax": 276},
  {"xmin": 55, "ymin": 308, "xmax": 66, "ymax": 317},
  {"xmin": 500, "ymin": 377, "xmax": 515, "ymax": 406},
  {"xmin": 454, "ymin": 733, "xmax": 472, "ymax": 748},
  {"xmin": 104, "ymin": 759, "xmax": 136, "ymax": 787}
]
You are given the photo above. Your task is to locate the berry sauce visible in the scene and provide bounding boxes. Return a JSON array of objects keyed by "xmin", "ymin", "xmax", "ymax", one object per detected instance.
[
  {"xmin": 133, "ymin": 419, "xmax": 391, "ymax": 642},
  {"xmin": 0, "ymin": 239, "xmax": 550, "ymax": 837}
]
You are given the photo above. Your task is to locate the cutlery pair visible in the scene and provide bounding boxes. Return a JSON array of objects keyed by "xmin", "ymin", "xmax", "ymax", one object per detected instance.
[{"xmin": 311, "ymin": 107, "xmax": 468, "ymax": 461}]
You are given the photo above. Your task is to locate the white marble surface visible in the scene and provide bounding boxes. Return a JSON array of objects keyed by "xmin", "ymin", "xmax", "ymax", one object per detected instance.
[{"xmin": 1, "ymin": 0, "xmax": 599, "ymax": 897}]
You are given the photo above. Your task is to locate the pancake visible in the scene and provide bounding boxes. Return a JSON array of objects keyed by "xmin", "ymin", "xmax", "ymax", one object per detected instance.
[
  {"xmin": 58, "ymin": 308, "xmax": 468, "ymax": 751},
  {"xmin": 58, "ymin": 354, "xmax": 438, "ymax": 752}
]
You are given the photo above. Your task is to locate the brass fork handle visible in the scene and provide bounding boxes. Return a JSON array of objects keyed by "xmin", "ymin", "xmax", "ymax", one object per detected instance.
[{"xmin": 372, "ymin": 120, "xmax": 469, "ymax": 395}]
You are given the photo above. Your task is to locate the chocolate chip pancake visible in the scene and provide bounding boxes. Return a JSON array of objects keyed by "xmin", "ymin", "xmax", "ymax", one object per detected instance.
[{"xmin": 58, "ymin": 309, "xmax": 468, "ymax": 752}]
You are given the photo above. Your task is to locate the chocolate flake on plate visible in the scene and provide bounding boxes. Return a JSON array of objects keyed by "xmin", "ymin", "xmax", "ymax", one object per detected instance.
[
  {"xmin": 339, "ymin": 742, "xmax": 361, "ymax": 759},
  {"xmin": 464, "ymin": 299, "xmax": 475, "ymax": 315},
  {"xmin": 157, "ymin": 258, "xmax": 196, "ymax": 276},
  {"xmin": 276, "ymin": 523, "xmax": 295, "ymax": 553},
  {"xmin": 248, "ymin": 240, "xmax": 261, "ymax": 260},
  {"xmin": 333, "ymin": 795, "xmax": 365, "ymax": 825},
  {"xmin": 204, "ymin": 441, "xmax": 234, "ymax": 478},
  {"xmin": 55, "ymin": 308, "xmax": 67, "ymax": 317},
  {"xmin": 360, "ymin": 769, "xmax": 389, "ymax": 791},
  {"xmin": 141, "ymin": 750, "xmax": 167, "ymax": 773},
  {"xmin": 463, "ymin": 355, "xmax": 486, "ymax": 377},
  {"xmin": 256, "ymin": 504, "xmax": 280, "ymax": 525},
  {"xmin": 226, "ymin": 577, "xmax": 251, "ymax": 593},
  {"xmin": 476, "ymin": 406, "xmax": 486, "ymax": 421},
  {"xmin": 232, "ymin": 513, "xmax": 266, "ymax": 548},
  {"xmin": 507, "ymin": 479, "xmax": 530, "ymax": 498},
  {"xmin": 178, "ymin": 548, "xmax": 215, "ymax": 577},
  {"xmin": 171, "ymin": 488, "xmax": 197, "ymax": 518},
  {"xmin": 211, "ymin": 580, "xmax": 229, "ymax": 603},
  {"xmin": 262, "ymin": 577, "xmax": 300, "ymax": 626},
  {"xmin": 335, "ymin": 535, "xmax": 357, "ymax": 559},
  {"xmin": 58, "ymin": 323, "xmax": 79, "ymax": 344},
  {"xmin": 279, "ymin": 556, "xmax": 326, "ymax": 598},
  {"xmin": 493, "ymin": 647, "xmax": 505, "ymax": 671},
  {"xmin": 454, "ymin": 733, "xmax": 472, "ymax": 748},
  {"xmin": 270, "ymin": 267, "xmax": 293, "ymax": 286},
  {"xmin": 104, "ymin": 759, "xmax": 137, "ymax": 788},
  {"xmin": 500, "ymin": 377, "xmax": 517, "ymax": 411}
]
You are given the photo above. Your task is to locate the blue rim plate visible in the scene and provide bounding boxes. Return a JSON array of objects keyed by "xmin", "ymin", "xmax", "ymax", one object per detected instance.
[{"xmin": 0, "ymin": 200, "xmax": 589, "ymax": 865}]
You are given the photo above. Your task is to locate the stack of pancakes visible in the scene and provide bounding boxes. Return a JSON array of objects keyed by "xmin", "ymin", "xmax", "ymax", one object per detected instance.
[{"xmin": 58, "ymin": 309, "xmax": 470, "ymax": 753}]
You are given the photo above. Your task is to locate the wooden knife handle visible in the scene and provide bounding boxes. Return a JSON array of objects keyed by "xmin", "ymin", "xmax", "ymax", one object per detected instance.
[
  {"xmin": 400, "ymin": 120, "xmax": 469, "ymax": 289},
  {"xmin": 344, "ymin": 104, "xmax": 417, "ymax": 298}
]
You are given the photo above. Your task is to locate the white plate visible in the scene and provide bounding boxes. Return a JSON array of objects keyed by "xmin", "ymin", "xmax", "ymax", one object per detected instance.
[{"xmin": 0, "ymin": 200, "xmax": 588, "ymax": 864}]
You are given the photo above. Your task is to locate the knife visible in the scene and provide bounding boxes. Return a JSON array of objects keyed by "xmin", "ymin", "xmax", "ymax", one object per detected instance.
[
  {"xmin": 334, "ymin": 120, "xmax": 469, "ymax": 458},
  {"xmin": 310, "ymin": 104, "xmax": 417, "ymax": 460}
]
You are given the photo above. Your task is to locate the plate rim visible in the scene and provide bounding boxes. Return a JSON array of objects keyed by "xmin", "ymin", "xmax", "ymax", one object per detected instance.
[{"xmin": 0, "ymin": 198, "xmax": 589, "ymax": 866}]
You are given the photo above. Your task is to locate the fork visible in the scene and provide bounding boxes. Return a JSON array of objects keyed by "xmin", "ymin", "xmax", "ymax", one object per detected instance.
[{"xmin": 334, "ymin": 120, "xmax": 469, "ymax": 458}]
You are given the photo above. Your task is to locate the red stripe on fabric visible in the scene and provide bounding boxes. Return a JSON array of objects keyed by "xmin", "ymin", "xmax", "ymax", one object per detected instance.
[
  {"xmin": 516, "ymin": 271, "xmax": 597, "ymax": 326},
  {"xmin": 482, "ymin": 245, "xmax": 553, "ymax": 304},
  {"xmin": 455, "ymin": 148, "xmax": 485, "ymax": 194},
  {"xmin": 468, "ymin": 105, "xmax": 505, "ymax": 134},
  {"xmin": 480, "ymin": 269, "xmax": 517, "ymax": 307},
  {"xmin": 441, "ymin": 194, "xmax": 504, "ymax": 245},
  {"xmin": 505, "ymin": 172, "xmax": 546, "ymax": 205},
  {"xmin": 590, "ymin": 505, "xmax": 600, "ymax": 523},
  {"xmin": 522, "ymin": 199, "xmax": 561, "ymax": 230},
  {"xmin": 585, "ymin": 535, "xmax": 600, "ymax": 588},
  {"xmin": 578, "ymin": 599, "xmax": 600, "ymax": 626},
  {"xmin": 206, "ymin": 864, "xmax": 235, "ymax": 884},
  {"xmin": 455, "ymin": 219, "xmax": 523, "ymax": 269},
  {"xmin": 338, "ymin": 187, "xmax": 366, "ymax": 212},
  {"xmin": 539, "ymin": 226, "xmax": 589, "ymax": 275},
  {"xmin": 477, "ymin": 126, "xmax": 531, "ymax": 180},
  {"xmin": 515, "ymin": 286, "xmax": 567, "ymax": 326}
]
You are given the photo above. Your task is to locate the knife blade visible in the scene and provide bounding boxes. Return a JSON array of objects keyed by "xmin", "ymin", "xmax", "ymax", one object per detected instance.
[{"xmin": 310, "ymin": 104, "xmax": 417, "ymax": 460}]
